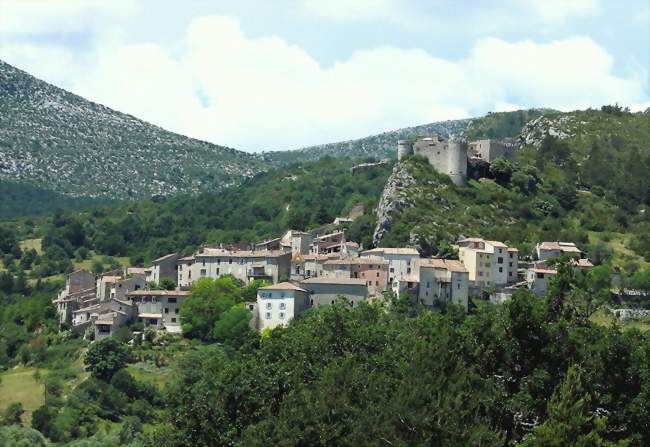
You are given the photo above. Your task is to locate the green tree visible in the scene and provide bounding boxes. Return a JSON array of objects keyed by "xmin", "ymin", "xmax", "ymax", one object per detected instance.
[
  {"xmin": 213, "ymin": 304, "xmax": 254, "ymax": 347},
  {"xmin": 1, "ymin": 402, "xmax": 24, "ymax": 426},
  {"xmin": 520, "ymin": 366, "xmax": 628, "ymax": 446},
  {"xmin": 0, "ymin": 425, "xmax": 48, "ymax": 447},
  {"xmin": 84, "ymin": 338, "xmax": 131, "ymax": 381},
  {"xmin": 180, "ymin": 277, "xmax": 242, "ymax": 341}
]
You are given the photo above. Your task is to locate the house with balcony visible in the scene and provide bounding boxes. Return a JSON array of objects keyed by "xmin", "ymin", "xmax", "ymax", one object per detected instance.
[
  {"xmin": 177, "ymin": 248, "xmax": 291, "ymax": 288},
  {"xmin": 126, "ymin": 290, "xmax": 190, "ymax": 333}
]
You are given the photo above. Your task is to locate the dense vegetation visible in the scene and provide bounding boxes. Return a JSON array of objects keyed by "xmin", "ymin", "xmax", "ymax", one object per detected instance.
[
  {"xmin": 0, "ymin": 179, "xmax": 111, "ymax": 217},
  {"xmin": 1, "ymin": 259, "xmax": 648, "ymax": 446},
  {"xmin": 4, "ymin": 157, "xmax": 390, "ymax": 279}
]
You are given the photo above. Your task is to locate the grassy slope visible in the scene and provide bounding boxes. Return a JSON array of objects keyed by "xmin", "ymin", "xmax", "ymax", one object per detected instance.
[{"xmin": 0, "ymin": 367, "xmax": 44, "ymax": 423}]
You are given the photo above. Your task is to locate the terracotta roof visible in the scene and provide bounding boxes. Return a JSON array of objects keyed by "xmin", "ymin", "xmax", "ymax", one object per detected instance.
[
  {"xmin": 507, "ymin": 247, "xmax": 519, "ymax": 252},
  {"xmin": 395, "ymin": 275, "xmax": 420, "ymax": 283},
  {"xmin": 196, "ymin": 248, "xmax": 288, "ymax": 258},
  {"xmin": 574, "ymin": 258, "xmax": 594, "ymax": 268},
  {"xmin": 300, "ymin": 277, "xmax": 368, "ymax": 286},
  {"xmin": 487, "ymin": 240, "xmax": 508, "ymax": 248},
  {"xmin": 127, "ymin": 267, "xmax": 148, "ymax": 275},
  {"xmin": 152, "ymin": 253, "xmax": 179, "ymax": 263},
  {"xmin": 530, "ymin": 268, "xmax": 557, "ymax": 275},
  {"xmin": 419, "ymin": 258, "xmax": 467, "ymax": 273},
  {"xmin": 259, "ymin": 282, "xmax": 308, "ymax": 292},
  {"xmin": 324, "ymin": 256, "xmax": 387, "ymax": 266},
  {"xmin": 178, "ymin": 256, "xmax": 195, "ymax": 262},
  {"xmin": 362, "ymin": 247, "xmax": 419, "ymax": 255},
  {"xmin": 127, "ymin": 290, "xmax": 190, "ymax": 296},
  {"xmin": 538, "ymin": 242, "xmax": 581, "ymax": 253},
  {"xmin": 101, "ymin": 275, "xmax": 121, "ymax": 283},
  {"xmin": 138, "ymin": 313, "xmax": 162, "ymax": 318}
]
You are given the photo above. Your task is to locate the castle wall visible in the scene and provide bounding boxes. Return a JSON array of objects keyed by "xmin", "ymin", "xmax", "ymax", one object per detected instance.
[
  {"xmin": 410, "ymin": 136, "xmax": 466, "ymax": 186},
  {"xmin": 397, "ymin": 140, "xmax": 413, "ymax": 161}
]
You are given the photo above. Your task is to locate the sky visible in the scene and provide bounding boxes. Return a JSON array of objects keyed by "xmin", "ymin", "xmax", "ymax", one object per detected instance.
[{"xmin": 0, "ymin": 0, "xmax": 648, "ymax": 152}]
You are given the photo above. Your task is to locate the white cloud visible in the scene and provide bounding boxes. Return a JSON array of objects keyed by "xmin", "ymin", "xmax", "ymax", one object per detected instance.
[{"xmin": 0, "ymin": 14, "xmax": 646, "ymax": 151}]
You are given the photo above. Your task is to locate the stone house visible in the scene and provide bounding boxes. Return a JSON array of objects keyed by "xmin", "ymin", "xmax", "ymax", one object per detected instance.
[
  {"xmin": 53, "ymin": 269, "xmax": 96, "ymax": 325},
  {"xmin": 536, "ymin": 241, "xmax": 583, "ymax": 261},
  {"xmin": 256, "ymin": 282, "xmax": 310, "ymax": 331},
  {"xmin": 417, "ymin": 259, "xmax": 469, "ymax": 309},
  {"xmin": 361, "ymin": 247, "xmax": 420, "ymax": 288},
  {"xmin": 127, "ymin": 290, "xmax": 190, "ymax": 333},
  {"xmin": 457, "ymin": 238, "xmax": 518, "ymax": 287},
  {"xmin": 526, "ymin": 258, "xmax": 594, "ymax": 297},
  {"xmin": 146, "ymin": 253, "xmax": 180, "ymax": 285},
  {"xmin": 300, "ymin": 277, "xmax": 368, "ymax": 308},
  {"xmin": 322, "ymin": 256, "xmax": 388, "ymax": 296}
]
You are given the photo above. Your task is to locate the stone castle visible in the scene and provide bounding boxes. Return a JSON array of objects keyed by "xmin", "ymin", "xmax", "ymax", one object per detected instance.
[{"xmin": 397, "ymin": 136, "xmax": 513, "ymax": 185}]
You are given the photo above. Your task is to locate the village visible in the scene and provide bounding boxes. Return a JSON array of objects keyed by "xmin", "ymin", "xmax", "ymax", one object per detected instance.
[
  {"xmin": 52, "ymin": 135, "xmax": 596, "ymax": 340},
  {"xmin": 53, "ymin": 226, "xmax": 593, "ymax": 339}
]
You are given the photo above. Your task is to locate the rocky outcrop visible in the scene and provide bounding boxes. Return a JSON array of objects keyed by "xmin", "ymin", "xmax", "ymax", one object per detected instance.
[
  {"xmin": 517, "ymin": 114, "xmax": 576, "ymax": 148},
  {"xmin": 372, "ymin": 162, "xmax": 418, "ymax": 246}
]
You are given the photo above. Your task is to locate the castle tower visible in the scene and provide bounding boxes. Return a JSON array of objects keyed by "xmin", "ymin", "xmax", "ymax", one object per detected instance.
[
  {"xmin": 446, "ymin": 139, "xmax": 467, "ymax": 186},
  {"xmin": 397, "ymin": 140, "xmax": 413, "ymax": 161}
]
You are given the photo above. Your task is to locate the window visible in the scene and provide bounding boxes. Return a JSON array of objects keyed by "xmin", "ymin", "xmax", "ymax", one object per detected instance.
[
  {"xmin": 202, "ymin": 260, "xmax": 206, "ymax": 266},
  {"xmin": 217, "ymin": 258, "xmax": 221, "ymax": 264},
  {"xmin": 310, "ymin": 299, "xmax": 314, "ymax": 306},
  {"xmin": 407, "ymin": 268, "xmax": 411, "ymax": 274},
  {"xmin": 279, "ymin": 302, "xmax": 286, "ymax": 310},
  {"xmin": 265, "ymin": 312, "xmax": 271, "ymax": 320},
  {"xmin": 426, "ymin": 282, "xmax": 430, "ymax": 288},
  {"xmin": 509, "ymin": 262, "xmax": 513, "ymax": 267},
  {"xmin": 331, "ymin": 300, "xmax": 335, "ymax": 305},
  {"xmin": 248, "ymin": 304, "xmax": 254, "ymax": 310},
  {"xmin": 171, "ymin": 318, "xmax": 177, "ymax": 323},
  {"xmin": 216, "ymin": 268, "xmax": 220, "ymax": 274},
  {"xmin": 457, "ymin": 283, "xmax": 460, "ymax": 289},
  {"xmin": 389, "ymin": 267, "xmax": 394, "ymax": 273},
  {"xmin": 376, "ymin": 272, "xmax": 380, "ymax": 277},
  {"xmin": 168, "ymin": 297, "xmax": 177, "ymax": 303},
  {"xmin": 200, "ymin": 269, "xmax": 206, "ymax": 276},
  {"xmin": 266, "ymin": 303, "xmax": 272, "ymax": 310},
  {"xmin": 499, "ymin": 267, "xmax": 503, "ymax": 273},
  {"xmin": 279, "ymin": 312, "xmax": 286, "ymax": 320},
  {"xmin": 164, "ymin": 307, "xmax": 169, "ymax": 314},
  {"xmin": 229, "ymin": 258, "xmax": 233, "ymax": 264},
  {"xmin": 537, "ymin": 273, "xmax": 545, "ymax": 279},
  {"xmin": 497, "ymin": 257, "xmax": 503, "ymax": 264},
  {"xmin": 509, "ymin": 253, "xmax": 514, "ymax": 258},
  {"xmin": 478, "ymin": 272, "xmax": 484, "ymax": 277}
]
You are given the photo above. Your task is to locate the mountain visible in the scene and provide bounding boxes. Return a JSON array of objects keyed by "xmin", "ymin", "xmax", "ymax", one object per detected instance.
[
  {"xmin": 0, "ymin": 60, "xmax": 266, "ymax": 199},
  {"xmin": 259, "ymin": 109, "xmax": 551, "ymax": 165}
]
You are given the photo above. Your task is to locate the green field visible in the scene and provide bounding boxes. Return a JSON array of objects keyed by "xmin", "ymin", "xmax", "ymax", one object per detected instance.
[
  {"xmin": 590, "ymin": 308, "xmax": 650, "ymax": 332},
  {"xmin": 0, "ymin": 367, "xmax": 44, "ymax": 424},
  {"xmin": 19, "ymin": 238, "xmax": 43, "ymax": 255}
]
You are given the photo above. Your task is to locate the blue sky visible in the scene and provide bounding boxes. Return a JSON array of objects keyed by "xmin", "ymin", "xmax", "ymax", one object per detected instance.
[{"xmin": 0, "ymin": 0, "xmax": 648, "ymax": 152}]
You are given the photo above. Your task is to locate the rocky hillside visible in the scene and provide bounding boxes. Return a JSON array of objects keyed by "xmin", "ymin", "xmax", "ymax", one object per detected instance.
[
  {"xmin": 260, "ymin": 109, "xmax": 550, "ymax": 166},
  {"xmin": 259, "ymin": 119, "xmax": 473, "ymax": 166},
  {"xmin": 374, "ymin": 109, "xmax": 650, "ymax": 263},
  {"xmin": 0, "ymin": 60, "xmax": 266, "ymax": 199}
]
